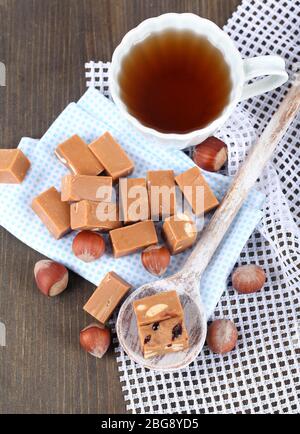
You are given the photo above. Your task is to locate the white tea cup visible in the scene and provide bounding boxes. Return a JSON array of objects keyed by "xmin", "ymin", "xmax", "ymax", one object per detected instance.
[{"xmin": 110, "ymin": 13, "xmax": 288, "ymax": 150}]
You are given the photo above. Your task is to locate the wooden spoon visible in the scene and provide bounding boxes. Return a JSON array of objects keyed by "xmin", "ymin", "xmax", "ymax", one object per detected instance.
[{"xmin": 117, "ymin": 77, "xmax": 300, "ymax": 371}]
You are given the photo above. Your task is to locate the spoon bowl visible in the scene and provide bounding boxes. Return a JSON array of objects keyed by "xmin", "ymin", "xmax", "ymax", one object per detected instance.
[{"xmin": 116, "ymin": 275, "xmax": 207, "ymax": 371}]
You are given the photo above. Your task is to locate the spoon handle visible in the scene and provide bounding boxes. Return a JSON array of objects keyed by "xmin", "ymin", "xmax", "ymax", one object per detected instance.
[{"xmin": 183, "ymin": 76, "xmax": 300, "ymax": 280}]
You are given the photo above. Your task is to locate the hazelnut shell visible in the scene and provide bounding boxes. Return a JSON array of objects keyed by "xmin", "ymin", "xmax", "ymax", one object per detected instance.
[
  {"xmin": 34, "ymin": 259, "xmax": 68, "ymax": 297},
  {"xmin": 207, "ymin": 319, "xmax": 238, "ymax": 354},
  {"xmin": 72, "ymin": 231, "xmax": 105, "ymax": 263},
  {"xmin": 141, "ymin": 245, "xmax": 171, "ymax": 276},
  {"xmin": 80, "ymin": 323, "xmax": 111, "ymax": 359},
  {"xmin": 232, "ymin": 264, "xmax": 266, "ymax": 294}
]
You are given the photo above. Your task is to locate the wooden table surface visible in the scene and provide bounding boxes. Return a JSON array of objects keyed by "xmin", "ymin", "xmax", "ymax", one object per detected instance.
[{"xmin": 0, "ymin": 0, "xmax": 240, "ymax": 414}]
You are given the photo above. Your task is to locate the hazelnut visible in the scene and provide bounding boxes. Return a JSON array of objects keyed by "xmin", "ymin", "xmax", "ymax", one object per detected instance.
[
  {"xmin": 193, "ymin": 137, "xmax": 228, "ymax": 172},
  {"xmin": 72, "ymin": 230, "xmax": 105, "ymax": 263},
  {"xmin": 145, "ymin": 304, "xmax": 168, "ymax": 318},
  {"xmin": 141, "ymin": 245, "xmax": 171, "ymax": 276},
  {"xmin": 232, "ymin": 264, "xmax": 266, "ymax": 294},
  {"xmin": 34, "ymin": 259, "xmax": 69, "ymax": 296},
  {"xmin": 80, "ymin": 323, "xmax": 111, "ymax": 359},
  {"xmin": 207, "ymin": 319, "xmax": 238, "ymax": 354}
]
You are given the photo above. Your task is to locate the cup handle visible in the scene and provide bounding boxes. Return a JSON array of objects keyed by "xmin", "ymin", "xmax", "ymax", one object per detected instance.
[{"xmin": 241, "ymin": 55, "xmax": 288, "ymax": 101}]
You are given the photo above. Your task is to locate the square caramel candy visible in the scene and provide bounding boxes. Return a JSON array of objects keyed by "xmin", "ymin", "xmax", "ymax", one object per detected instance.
[
  {"xmin": 31, "ymin": 187, "xmax": 71, "ymax": 239},
  {"xmin": 84, "ymin": 271, "xmax": 132, "ymax": 324},
  {"xmin": 163, "ymin": 214, "xmax": 197, "ymax": 255},
  {"xmin": 146, "ymin": 170, "xmax": 176, "ymax": 219},
  {"xmin": 119, "ymin": 177, "xmax": 149, "ymax": 223},
  {"xmin": 110, "ymin": 220, "xmax": 158, "ymax": 258},
  {"xmin": 0, "ymin": 149, "xmax": 30, "ymax": 184},
  {"xmin": 88, "ymin": 132, "xmax": 134, "ymax": 182},
  {"xmin": 61, "ymin": 174, "xmax": 112, "ymax": 202},
  {"xmin": 175, "ymin": 166, "xmax": 219, "ymax": 215},
  {"xmin": 133, "ymin": 290, "xmax": 184, "ymax": 326},
  {"xmin": 138, "ymin": 317, "xmax": 189, "ymax": 359},
  {"xmin": 55, "ymin": 135, "xmax": 104, "ymax": 175},
  {"xmin": 70, "ymin": 200, "xmax": 122, "ymax": 231}
]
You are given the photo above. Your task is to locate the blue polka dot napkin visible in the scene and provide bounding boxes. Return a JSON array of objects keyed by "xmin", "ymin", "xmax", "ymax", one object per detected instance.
[{"xmin": 0, "ymin": 88, "xmax": 264, "ymax": 317}]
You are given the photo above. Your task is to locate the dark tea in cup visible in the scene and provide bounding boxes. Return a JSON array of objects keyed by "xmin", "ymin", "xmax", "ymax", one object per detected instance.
[{"xmin": 118, "ymin": 29, "xmax": 232, "ymax": 134}]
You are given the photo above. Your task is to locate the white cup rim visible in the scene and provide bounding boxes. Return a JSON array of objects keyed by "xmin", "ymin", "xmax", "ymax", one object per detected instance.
[{"xmin": 110, "ymin": 13, "xmax": 244, "ymax": 143}]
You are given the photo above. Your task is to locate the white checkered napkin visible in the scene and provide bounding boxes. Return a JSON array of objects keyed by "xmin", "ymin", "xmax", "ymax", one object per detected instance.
[{"xmin": 0, "ymin": 89, "xmax": 263, "ymax": 317}]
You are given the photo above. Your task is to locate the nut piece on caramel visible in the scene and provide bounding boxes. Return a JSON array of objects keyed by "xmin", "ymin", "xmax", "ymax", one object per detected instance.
[
  {"xmin": 162, "ymin": 214, "xmax": 197, "ymax": 255},
  {"xmin": 133, "ymin": 290, "xmax": 184, "ymax": 326},
  {"xmin": 145, "ymin": 304, "xmax": 169, "ymax": 319}
]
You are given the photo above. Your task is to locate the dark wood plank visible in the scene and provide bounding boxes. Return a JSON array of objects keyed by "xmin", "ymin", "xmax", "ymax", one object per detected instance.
[{"xmin": 0, "ymin": 0, "xmax": 240, "ymax": 414}]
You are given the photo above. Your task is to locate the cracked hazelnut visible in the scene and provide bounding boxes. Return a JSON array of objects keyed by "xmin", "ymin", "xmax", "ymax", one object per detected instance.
[
  {"xmin": 141, "ymin": 245, "xmax": 170, "ymax": 276},
  {"xmin": 232, "ymin": 264, "xmax": 266, "ymax": 294},
  {"xmin": 80, "ymin": 323, "xmax": 111, "ymax": 359},
  {"xmin": 34, "ymin": 259, "xmax": 69, "ymax": 297},
  {"xmin": 207, "ymin": 319, "xmax": 238, "ymax": 354},
  {"xmin": 193, "ymin": 137, "xmax": 228, "ymax": 172},
  {"xmin": 72, "ymin": 230, "xmax": 105, "ymax": 263}
]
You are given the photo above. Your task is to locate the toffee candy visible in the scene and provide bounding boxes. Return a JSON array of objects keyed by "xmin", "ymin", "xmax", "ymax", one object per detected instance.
[
  {"xmin": 146, "ymin": 170, "xmax": 176, "ymax": 219},
  {"xmin": 110, "ymin": 220, "xmax": 158, "ymax": 258},
  {"xmin": 0, "ymin": 149, "xmax": 30, "ymax": 184},
  {"xmin": 163, "ymin": 214, "xmax": 197, "ymax": 255},
  {"xmin": 89, "ymin": 132, "xmax": 134, "ymax": 182},
  {"xmin": 84, "ymin": 271, "xmax": 132, "ymax": 324},
  {"xmin": 119, "ymin": 177, "xmax": 149, "ymax": 223},
  {"xmin": 61, "ymin": 174, "xmax": 112, "ymax": 202},
  {"xmin": 55, "ymin": 135, "xmax": 104, "ymax": 176},
  {"xmin": 138, "ymin": 317, "xmax": 189, "ymax": 359},
  {"xmin": 31, "ymin": 187, "xmax": 71, "ymax": 239},
  {"xmin": 70, "ymin": 200, "xmax": 122, "ymax": 231},
  {"xmin": 175, "ymin": 166, "xmax": 219, "ymax": 215},
  {"xmin": 133, "ymin": 290, "xmax": 189, "ymax": 359},
  {"xmin": 133, "ymin": 290, "xmax": 184, "ymax": 326}
]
